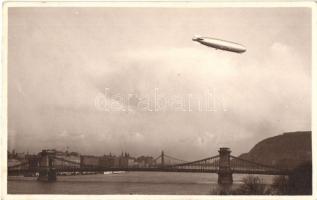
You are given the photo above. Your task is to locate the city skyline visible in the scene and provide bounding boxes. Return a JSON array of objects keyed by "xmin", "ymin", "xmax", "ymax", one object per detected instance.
[{"xmin": 8, "ymin": 7, "xmax": 311, "ymax": 161}]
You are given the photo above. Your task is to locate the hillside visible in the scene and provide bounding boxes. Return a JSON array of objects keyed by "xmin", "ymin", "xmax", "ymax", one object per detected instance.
[{"xmin": 239, "ymin": 131, "xmax": 312, "ymax": 169}]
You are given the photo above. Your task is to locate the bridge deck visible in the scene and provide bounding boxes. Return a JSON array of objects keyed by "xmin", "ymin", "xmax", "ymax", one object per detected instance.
[{"xmin": 8, "ymin": 167, "xmax": 289, "ymax": 175}]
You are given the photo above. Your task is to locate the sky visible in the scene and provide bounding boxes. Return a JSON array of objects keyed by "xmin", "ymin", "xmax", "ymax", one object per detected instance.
[{"xmin": 8, "ymin": 7, "xmax": 311, "ymax": 160}]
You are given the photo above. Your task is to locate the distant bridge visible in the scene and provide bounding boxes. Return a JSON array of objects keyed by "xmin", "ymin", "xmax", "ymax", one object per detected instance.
[{"xmin": 8, "ymin": 148, "xmax": 289, "ymax": 184}]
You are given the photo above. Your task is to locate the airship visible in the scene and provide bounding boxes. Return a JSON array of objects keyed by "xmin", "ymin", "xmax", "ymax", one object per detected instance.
[{"xmin": 192, "ymin": 36, "xmax": 246, "ymax": 53}]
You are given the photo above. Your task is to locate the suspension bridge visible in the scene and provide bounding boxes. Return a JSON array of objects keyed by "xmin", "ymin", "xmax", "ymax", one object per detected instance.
[{"xmin": 8, "ymin": 147, "xmax": 289, "ymax": 184}]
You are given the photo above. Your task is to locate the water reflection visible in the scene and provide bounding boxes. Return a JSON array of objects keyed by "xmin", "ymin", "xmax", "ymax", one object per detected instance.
[{"xmin": 8, "ymin": 172, "xmax": 275, "ymax": 195}]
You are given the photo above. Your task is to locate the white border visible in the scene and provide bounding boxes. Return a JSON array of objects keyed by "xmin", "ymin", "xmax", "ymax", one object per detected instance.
[
  {"xmin": 1, "ymin": 1, "xmax": 316, "ymax": 7},
  {"xmin": 1, "ymin": 1, "xmax": 316, "ymax": 200}
]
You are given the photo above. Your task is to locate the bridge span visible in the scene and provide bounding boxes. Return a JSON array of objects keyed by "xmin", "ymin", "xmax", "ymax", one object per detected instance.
[{"xmin": 8, "ymin": 148, "xmax": 289, "ymax": 184}]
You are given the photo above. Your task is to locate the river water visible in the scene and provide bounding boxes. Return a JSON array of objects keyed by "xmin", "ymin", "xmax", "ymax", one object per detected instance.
[{"xmin": 8, "ymin": 172, "xmax": 275, "ymax": 195}]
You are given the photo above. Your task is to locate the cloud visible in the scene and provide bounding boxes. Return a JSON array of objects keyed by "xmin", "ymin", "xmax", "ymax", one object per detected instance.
[
  {"xmin": 9, "ymin": 43, "xmax": 311, "ymax": 159},
  {"xmin": 8, "ymin": 8, "xmax": 311, "ymax": 159},
  {"xmin": 271, "ymin": 42, "xmax": 290, "ymax": 55}
]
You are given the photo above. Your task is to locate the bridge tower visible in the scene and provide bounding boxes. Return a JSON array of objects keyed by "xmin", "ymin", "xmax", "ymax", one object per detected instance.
[
  {"xmin": 38, "ymin": 149, "xmax": 57, "ymax": 182},
  {"xmin": 161, "ymin": 150, "xmax": 165, "ymax": 167},
  {"xmin": 218, "ymin": 147, "xmax": 233, "ymax": 185}
]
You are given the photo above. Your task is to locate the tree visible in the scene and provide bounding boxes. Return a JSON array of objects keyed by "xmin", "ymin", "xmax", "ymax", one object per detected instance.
[
  {"xmin": 287, "ymin": 161, "xmax": 312, "ymax": 195},
  {"xmin": 235, "ymin": 176, "xmax": 268, "ymax": 195},
  {"xmin": 271, "ymin": 161, "xmax": 312, "ymax": 195},
  {"xmin": 271, "ymin": 175, "xmax": 289, "ymax": 194}
]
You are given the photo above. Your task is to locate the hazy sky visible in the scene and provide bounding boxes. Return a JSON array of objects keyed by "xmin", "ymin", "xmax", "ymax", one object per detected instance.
[{"xmin": 8, "ymin": 7, "xmax": 311, "ymax": 160}]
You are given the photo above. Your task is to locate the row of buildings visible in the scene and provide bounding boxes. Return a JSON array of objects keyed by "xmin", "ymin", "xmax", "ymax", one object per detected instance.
[
  {"xmin": 8, "ymin": 150, "xmax": 157, "ymax": 169},
  {"xmin": 81, "ymin": 153, "xmax": 156, "ymax": 168}
]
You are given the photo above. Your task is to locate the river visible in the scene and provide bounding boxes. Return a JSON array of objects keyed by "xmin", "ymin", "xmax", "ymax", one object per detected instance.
[{"xmin": 8, "ymin": 172, "xmax": 275, "ymax": 195}]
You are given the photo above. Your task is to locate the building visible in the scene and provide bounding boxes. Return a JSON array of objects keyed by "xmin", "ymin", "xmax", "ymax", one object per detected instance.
[
  {"xmin": 136, "ymin": 156, "xmax": 155, "ymax": 167},
  {"xmin": 99, "ymin": 152, "xmax": 137, "ymax": 168},
  {"xmin": 80, "ymin": 155, "xmax": 100, "ymax": 167},
  {"xmin": 8, "ymin": 159, "xmax": 22, "ymax": 169},
  {"xmin": 118, "ymin": 152, "xmax": 132, "ymax": 168},
  {"xmin": 99, "ymin": 154, "xmax": 117, "ymax": 168},
  {"xmin": 54, "ymin": 150, "xmax": 80, "ymax": 167},
  {"xmin": 128, "ymin": 157, "xmax": 138, "ymax": 168}
]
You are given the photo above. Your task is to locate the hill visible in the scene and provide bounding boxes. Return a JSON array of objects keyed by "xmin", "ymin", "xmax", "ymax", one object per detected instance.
[{"xmin": 239, "ymin": 131, "xmax": 311, "ymax": 169}]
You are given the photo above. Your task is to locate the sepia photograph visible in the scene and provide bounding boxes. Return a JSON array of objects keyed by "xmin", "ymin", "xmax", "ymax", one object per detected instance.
[{"xmin": 2, "ymin": 2, "xmax": 315, "ymax": 198}]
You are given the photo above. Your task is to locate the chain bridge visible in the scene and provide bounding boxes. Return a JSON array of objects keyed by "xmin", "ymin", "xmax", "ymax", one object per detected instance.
[{"xmin": 8, "ymin": 147, "xmax": 289, "ymax": 184}]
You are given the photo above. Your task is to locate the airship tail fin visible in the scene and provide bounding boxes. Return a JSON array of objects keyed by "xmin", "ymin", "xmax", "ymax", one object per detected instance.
[{"xmin": 192, "ymin": 35, "xmax": 202, "ymax": 41}]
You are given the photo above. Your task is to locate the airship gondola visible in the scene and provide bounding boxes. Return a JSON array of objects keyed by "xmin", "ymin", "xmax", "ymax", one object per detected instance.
[{"xmin": 192, "ymin": 36, "xmax": 246, "ymax": 53}]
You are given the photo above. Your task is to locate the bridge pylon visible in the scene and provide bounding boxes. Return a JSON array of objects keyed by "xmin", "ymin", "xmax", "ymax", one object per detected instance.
[
  {"xmin": 37, "ymin": 150, "xmax": 57, "ymax": 182},
  {"xmin": 161, "ymin": 151, "xmax": 165, "ymax": 167},
  {"xmin": 218, "ymin": 147, "xmax": 233, "ymax": 185}
]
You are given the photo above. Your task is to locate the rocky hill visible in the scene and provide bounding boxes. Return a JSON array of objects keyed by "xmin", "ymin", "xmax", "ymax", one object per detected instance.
[{"xmin": 239, "ymin": 131, "xmax": 311, "ymax": 169}]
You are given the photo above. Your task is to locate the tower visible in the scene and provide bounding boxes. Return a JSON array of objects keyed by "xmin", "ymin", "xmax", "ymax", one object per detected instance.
[{"xmin": 218, "ymin": 147, "xmax": 233, "ymax": 185}]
